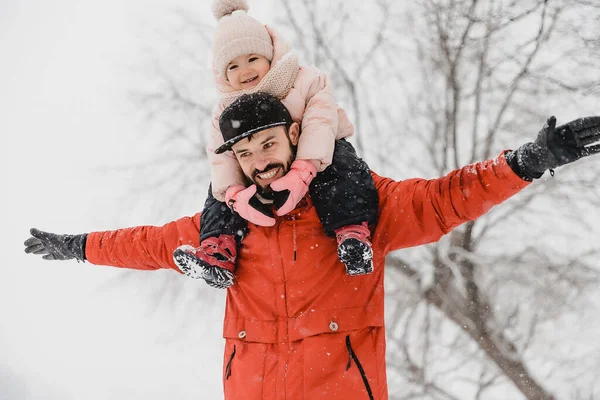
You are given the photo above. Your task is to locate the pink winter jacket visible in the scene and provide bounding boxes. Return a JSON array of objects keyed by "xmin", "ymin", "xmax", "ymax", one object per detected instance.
[{"xmin": 206, "ymin": 27, "xmax": 355, "ymax": 201}]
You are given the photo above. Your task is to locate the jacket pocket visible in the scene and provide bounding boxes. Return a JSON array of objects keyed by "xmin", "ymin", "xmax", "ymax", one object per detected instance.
[
  {"xmin": 222, "ymin": 339, "xmax": 270, "ymax": 400},
  {"xmin": 345, "ymin": 335, "xmax": 374, "ymax": 400},
  {"xmin": 224, "ymin": 344, "xmax": 236, "ymax": 381},
  {"xmin": 303, "ymin": 328, "xmax": 382, "ymax": 399}
]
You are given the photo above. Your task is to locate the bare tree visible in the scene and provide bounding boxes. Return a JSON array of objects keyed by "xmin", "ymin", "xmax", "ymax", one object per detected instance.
[
  {"xmin": 125, "ymin": 10, "xmax": 217, "ymax": 220},
  {"xmin": 126, "ymin": 1, "xmax": 600, "ymax": 398},
  {"xmin": 376, "ymin": 1, "xmax": 600, "ymax": 398}
]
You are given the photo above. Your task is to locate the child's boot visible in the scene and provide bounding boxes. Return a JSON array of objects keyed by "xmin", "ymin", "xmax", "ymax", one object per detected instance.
[
  {"xmin": 173, "ymin": 234, "xmax": 237, "ymax": 288},
  {"xmin": 335, "ymin": 222, "xmax": 373, "ymax": 276}
]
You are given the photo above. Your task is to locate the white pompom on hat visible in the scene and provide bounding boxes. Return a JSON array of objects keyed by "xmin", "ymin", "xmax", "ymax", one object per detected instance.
[
  {"xmin": 212, "ymin": 0, "xmax": 274, "ymax": 78},
  {"xmin": 211, "ymin": 0, "xmax": 249, "ymax": 19}
]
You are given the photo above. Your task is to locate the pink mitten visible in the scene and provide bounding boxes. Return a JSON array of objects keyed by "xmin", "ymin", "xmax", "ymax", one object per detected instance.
[
  {"xmin": 225, "ymin": 185, "xmax": 276, "ymax": 226},
  {"xmin": 270, "ymin": 160, "xmax": 317, "ymax": 216}
]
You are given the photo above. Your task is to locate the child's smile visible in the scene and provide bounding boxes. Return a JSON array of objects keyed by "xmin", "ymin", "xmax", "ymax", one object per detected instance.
[
  {"xmin": 241, "ymin": 75, "xmax": 259, "ymax": 88},
  {"xmin": 226, "ymin": 54, "xmax": 271, "ymax": 91}
]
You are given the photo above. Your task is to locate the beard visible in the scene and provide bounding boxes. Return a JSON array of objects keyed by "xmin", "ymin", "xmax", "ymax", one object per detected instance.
[{"xmin": 246, "ymin": 143, "xmax": 297, "ymax": 198}]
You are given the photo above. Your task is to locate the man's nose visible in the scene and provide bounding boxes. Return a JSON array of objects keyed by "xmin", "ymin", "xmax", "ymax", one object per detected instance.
[{"xmin": 254, "ymin": 157, "xmax": 270, "ymax": 171}]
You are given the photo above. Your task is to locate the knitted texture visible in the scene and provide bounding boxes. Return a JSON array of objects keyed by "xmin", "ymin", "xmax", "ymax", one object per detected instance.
[{"xmin": 212, "ymin": 0, "xmax": 273, "ymax": 78}]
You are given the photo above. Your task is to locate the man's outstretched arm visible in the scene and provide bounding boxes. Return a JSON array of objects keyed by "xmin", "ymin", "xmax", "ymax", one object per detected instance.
[
  {"xmin": 25, "ymin": 214, "xmax": 201, "ymax": 272},
  {"xmin": 373, "ymin": 152, "xmax": 529, "ymax": 253},
  {"xmin": 374, "ymin": 116, "xmax": 600, "ymax": 253}
]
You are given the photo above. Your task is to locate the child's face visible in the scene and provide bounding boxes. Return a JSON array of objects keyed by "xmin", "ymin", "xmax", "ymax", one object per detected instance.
[{"xmin": 226, "ymin": 54, "xmax": 271, "ymax": 90}]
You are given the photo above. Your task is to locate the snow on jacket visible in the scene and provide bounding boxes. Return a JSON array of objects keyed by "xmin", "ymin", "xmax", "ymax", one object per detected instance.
[
  {"xmin": 85, "ymin": 154, "xmax": 530, "ymax": 399},
  {"xmin": 207, "ymin": 26, "xmax": 354, "ymax": 201}
]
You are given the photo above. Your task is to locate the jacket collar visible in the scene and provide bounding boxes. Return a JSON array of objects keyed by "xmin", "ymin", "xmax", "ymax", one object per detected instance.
[{"xmin": 276, "ymin": 196, "xmax": 313, "ymax": 221}]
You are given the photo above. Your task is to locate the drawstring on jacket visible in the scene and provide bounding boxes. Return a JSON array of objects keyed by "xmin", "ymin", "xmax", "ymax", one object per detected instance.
[
  {"xmin": 345, "ymin": 335, "xmax": 374, "ymax": 400},
  {"xmin": 292, "ymin": 216, "xmax": 297, "ymax": 261}
]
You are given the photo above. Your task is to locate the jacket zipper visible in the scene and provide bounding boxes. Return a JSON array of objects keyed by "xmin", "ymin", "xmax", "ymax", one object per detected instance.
[
  {"xmin": 292, "ymin": 216, "xmax": 297, "ymax": 261},
  {"xmin": 225, "ymin": 345, "xmax": 236, "ymax": 380},
  {"xmin": 346, "ymin": 335, "xmax": 374, "ymax": 400}
]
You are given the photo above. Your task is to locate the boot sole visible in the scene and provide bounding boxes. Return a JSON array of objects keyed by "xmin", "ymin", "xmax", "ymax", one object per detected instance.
[
  {"xmin": 173, "ymin": 248, "xmax": 235, "ymax": 289},
  {"xmin": 337, "ymin": 238, "xmax": 374, "ymax": 276}
]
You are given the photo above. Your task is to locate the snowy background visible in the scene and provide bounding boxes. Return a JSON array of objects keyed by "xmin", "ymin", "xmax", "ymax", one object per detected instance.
[
  {"xmin": 2, "ymin": 0, "xmax": 600, "ymax": 399},
  {"xmin": 1, "ymin": 0, "xmax": 245, "ymax": 398}
]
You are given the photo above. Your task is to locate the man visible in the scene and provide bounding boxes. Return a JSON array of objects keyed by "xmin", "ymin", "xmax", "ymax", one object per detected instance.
[{"xmin": 24, "ymin": 92, "xmax": 600, "ymax": 400}]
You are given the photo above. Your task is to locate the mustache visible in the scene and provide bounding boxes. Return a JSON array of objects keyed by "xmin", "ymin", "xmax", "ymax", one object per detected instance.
[{"xmin": 252, "ymin": 163, "xmax": 284, "ymax": 180}]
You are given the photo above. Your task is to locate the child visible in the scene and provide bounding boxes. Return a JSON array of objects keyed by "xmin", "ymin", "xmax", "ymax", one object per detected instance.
[{"xmin": 173, "ymin": 0, "xmax": 379, "ymax": 288}]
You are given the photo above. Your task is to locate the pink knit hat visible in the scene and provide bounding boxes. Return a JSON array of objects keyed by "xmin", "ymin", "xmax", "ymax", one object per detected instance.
[{"xmin": 212, "ymin": 0, "xmax": 274, "ymax": 78}]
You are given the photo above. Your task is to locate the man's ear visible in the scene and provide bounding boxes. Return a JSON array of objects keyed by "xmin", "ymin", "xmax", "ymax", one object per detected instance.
[{"xmin": 288, "ymin": 122, "xmax": 300, "ymax": 146}]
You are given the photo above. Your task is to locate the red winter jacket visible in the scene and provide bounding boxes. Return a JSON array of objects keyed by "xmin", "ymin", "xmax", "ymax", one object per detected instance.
[{"xmin": 85, "ymin": 154, "xmax": 529, "ymax": 400}]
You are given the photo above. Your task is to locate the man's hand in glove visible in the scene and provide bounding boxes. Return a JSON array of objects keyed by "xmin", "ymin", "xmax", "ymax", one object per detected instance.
[
  {"xmin": 507, "ymin": 116, "xmax": 600, "ymax": 181},
  {"xmin": 225, "ymin": 185, "xmax": 276, "ymax": 226},
  {"xmin": 24, "ymin": 228, "xmax": 87, "ymax": 261}
]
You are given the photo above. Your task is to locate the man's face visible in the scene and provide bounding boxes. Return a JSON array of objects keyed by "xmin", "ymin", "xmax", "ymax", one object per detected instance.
[{"xmin": 231, "ymin": 123, "xmax": 299, "ymax": 193}]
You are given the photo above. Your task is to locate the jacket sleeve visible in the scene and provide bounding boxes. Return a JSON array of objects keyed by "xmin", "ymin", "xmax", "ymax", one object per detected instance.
[
  {"xmin": 206, "ymin": 104, "xmax": 247, "ymax": 201},
  {"xmin": 84, "ymin": 214, "xmax": 201, "ymax": 272},
  {"xmin": 372, "ymin": 152, "xmax": 531, "ymax": 254},
  {"xmin": 294, "ymin": 67, "xmax": 339, "ymax": 171}
]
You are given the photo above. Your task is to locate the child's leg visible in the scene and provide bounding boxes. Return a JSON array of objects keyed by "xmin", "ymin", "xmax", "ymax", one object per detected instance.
[
  {"xmin": 309, "ymin": 139, "xmax": 378, "ymax": 233},
  {"xmin": 200, "ymin": 184, "xmax": 248, "ymax": 244},
  {"xmin": 309, "ymin": 139, "xmax": 379, "ymax": 275},
  {"xmin": 174, "ymin": 185, "xmax": 248, "ymax": 288}
]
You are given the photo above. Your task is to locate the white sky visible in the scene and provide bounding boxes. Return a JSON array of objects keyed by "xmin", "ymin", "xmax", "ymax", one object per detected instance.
[{"xmin": 0, "ymin": 0, "xmax": 274, "ymax": 398}]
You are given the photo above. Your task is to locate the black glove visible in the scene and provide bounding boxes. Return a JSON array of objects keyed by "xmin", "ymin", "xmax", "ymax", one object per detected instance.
[
  {"xmin": 506, "ymin": 116, "xmax": 600, "ymax": 181},
  {"xmin": 24, "ymin": 228, "xmax": 87, "ymax": 261}
]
